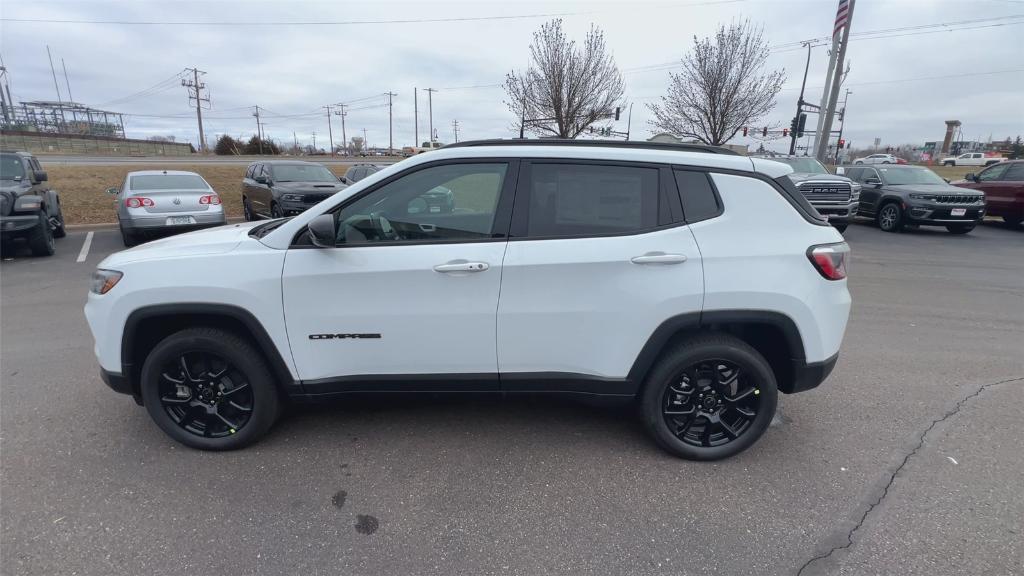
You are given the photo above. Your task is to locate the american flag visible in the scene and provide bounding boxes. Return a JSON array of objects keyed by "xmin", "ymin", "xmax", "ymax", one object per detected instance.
[{"xmin": 834, "ymin": 0, "xmax": 851, "ymax": 38}]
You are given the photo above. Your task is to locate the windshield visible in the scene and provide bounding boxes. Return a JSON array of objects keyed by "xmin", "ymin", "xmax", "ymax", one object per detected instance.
[
  {"xmin": 878, "ymin": 167, "xmax": 946, "ymax": 185},
  {"xmin": 774, "ymin": 158, "xmax": 828, "ymax": 174},
  {"xmin": 271, "ymin": 164, "xmax": 337, "ymax": 182},
  {"xmin": 130, "ymin": 174, "xmax": 209, "ymax": 190},
  {"xmin": 0, "ymin": 154, "xmax": 26, "ymax": 181}
]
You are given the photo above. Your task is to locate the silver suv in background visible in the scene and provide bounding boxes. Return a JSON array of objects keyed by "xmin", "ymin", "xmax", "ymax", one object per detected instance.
[
  {"xmin": 764, "ymin": 156, "xmax": 859, "ymax": 233},
  {"xmin": 110, "ymin": 170, "xmax": 226, "ymax": 247}
]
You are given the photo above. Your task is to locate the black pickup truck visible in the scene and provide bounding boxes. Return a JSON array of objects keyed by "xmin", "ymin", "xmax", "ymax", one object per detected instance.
[{"xmin": 1, "ymin": 151, "xmax": 65, "ymax": 256}]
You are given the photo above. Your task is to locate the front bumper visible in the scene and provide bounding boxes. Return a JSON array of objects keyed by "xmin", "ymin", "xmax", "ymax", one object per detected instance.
[
  {"xmin": 904, "ymin": 204, "xmax": 985, "ymax": 225},
  {"xmin": 0, "ymin": 214, "xmax": 41, "ymax": 234},
  {"xmin": 811, "ymin": 200, "xmax": 857, "ymax": 222},
  {"xmin": 787, "ymin": 352, "xmax": 839, "ymax": 394}
]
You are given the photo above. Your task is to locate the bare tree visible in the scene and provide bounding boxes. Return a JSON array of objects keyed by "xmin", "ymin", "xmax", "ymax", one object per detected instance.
[
  {"xmin": 505, "ymin": 19, "xmax": 625, "ymax": 139},
  {"xmin": 648, "ymin": 20, "xmax": 785, "ymax": 145}
]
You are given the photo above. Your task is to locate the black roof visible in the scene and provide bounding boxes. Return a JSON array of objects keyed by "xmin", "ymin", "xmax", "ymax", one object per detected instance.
[{"xmin": 444, "ymin": 139, "xmax": 740, "ymax": 156}]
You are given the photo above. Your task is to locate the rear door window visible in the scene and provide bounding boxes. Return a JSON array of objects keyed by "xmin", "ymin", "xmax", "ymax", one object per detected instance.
[
  {"xmin": 516, "ymin": 163, "xmax": 660, "ymax": 238},
  {"xmin": 1002, "ymin": 163, "xmax": 1024, "ymax": 182}
]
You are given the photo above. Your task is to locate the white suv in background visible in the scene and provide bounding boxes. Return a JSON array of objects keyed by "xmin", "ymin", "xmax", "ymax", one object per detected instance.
[
  {"xmin": 85, "ymin": 140, "xmax": 851, "ymax": 460},
  {"xmin": 853, "ymin": 153, "xmax": 897, "ymax": 165}
]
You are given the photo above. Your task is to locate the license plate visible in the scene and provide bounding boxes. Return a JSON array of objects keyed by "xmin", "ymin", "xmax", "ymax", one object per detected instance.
[
  {"xmin": 167, "ymin": 216, "xmax": 194, "ymax": 225},
  {"xmin": 950, "ymin": 208, "xmax": 967, "ymax": 217}
]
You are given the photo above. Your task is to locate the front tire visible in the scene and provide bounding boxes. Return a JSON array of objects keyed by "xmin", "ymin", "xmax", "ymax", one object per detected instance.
[
  {"xmin": 640, "ymin": 334, "xmax": 778, "ymax": 461},
  {"xmin": 832, "ymin": 223, "xmax": 848, "ymax": 233},
  {"xmin": 140, "ymin": 328, "xmax": 280, "ymax": 450},
  {"xmin": 27, "ymin": 211, "xmax": 55, "ymax": 256},
  {"xmin": 877, "ymin": 203, "xmax": 903, "ymax": 232},
  {"xmin": 271, "ymin": 202, "xmax": 283, "ymax": 219},
  {"xmin": 946, "ymin": 223, "xmax": 975, "ymax": 234},
  {"xmin": 52, "ymin": 206, "xmax": 67, "ymax": 238},
  {"xmin": 242, "ymin": 197, "xmax": 254, "ymax": 221},
  {"xmin": 854, "ymin": 161, "xmax": 863, "ymax": 165},
  {"xmin": 944, "ymin": 161, "xmax": 955, "ymax": 167}
]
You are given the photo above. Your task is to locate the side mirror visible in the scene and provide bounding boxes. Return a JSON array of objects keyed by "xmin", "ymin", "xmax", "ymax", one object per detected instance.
[
  {"xmin": 964, "ymin": 173, "xmax": 976, "ymax": 182},
  {"xmin": 943, "ymin": 178, "xmax": 951, "ymax": 184},
  {"xmin": 308, "ymin": 213, "xmax": 336, "ymax": 248},
  {"xmin": 835, "ymin": 166, "xmax": 846, "ymax": 175},
  {"xmin": 106, "ymin": 186, "xmax": 119, "ymax": 195},
  {"xmin": 33, "ymin": 170, "xmax": 48, "ymax": 182},
  {"xmin": 865, "ymin": 178, "xmax": 882, "ymax": 188},
  {"xmin": 254, "ymin": 175, "xmax": 268, "ymax": 184}
]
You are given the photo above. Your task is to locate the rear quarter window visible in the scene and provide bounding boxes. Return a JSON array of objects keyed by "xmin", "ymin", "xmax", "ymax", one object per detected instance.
[{"xmin": 673, "ymin": 170, "xmax": 721, "ymax": 223}]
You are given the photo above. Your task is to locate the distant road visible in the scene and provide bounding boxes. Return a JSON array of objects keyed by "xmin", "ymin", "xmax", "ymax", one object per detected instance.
[{"xmin": 38, "ymin": 155, "xmax": 403, "ymax": 166}]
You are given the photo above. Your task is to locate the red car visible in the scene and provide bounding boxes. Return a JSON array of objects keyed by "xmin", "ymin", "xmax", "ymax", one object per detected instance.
[
  {"xmin": 896, "ymin": 157, "xmax": 909, "ymax": 165},
  {"xmin": 954, "ymin": 160, "xmax": 1024, "ymax": 226}
]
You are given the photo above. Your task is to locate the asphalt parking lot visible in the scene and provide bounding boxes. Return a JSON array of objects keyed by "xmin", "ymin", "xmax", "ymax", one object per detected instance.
[{"xmin": 2, "ymin": 221, "xmax": 1022, "ymax": 576}]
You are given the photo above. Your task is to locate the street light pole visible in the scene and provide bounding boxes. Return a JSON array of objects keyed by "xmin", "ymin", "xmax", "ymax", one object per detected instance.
[{"xmin": 790, "ymin": 42, "xmax": 813, "ymax": 156}]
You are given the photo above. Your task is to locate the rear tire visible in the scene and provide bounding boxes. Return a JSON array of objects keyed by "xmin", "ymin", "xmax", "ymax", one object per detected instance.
[
  {"xmin": 1003, "ymin": 215, "xmax": 1022, "ymax": 227},
  {"xmin": 120, "ymin": 225, "xmax": 138, "ymax": 247},
  {"xmin": 640, "ymin": 334, "xmax": 778, "ymax": 461},
  {"xmin": 27, "ymin": 211, "xmax": 55, "ymax": 256},
  {"xmin": 52, "ymin": 206, "xmax": 66, "ymax": 238},
  {"xmin": 140, "ymin": 327, "xmax": 281, "ymax": 451},
  {"xmin": 946, "ymin": 224, "xmax": 975, "ymax": 234},
  {"xmin": 877, "ymin": 202, "xmax": 903, "ymax": 232},
  {"xmin": 243, "ymin": 197, "xmax": 254, "ymax": 221}
]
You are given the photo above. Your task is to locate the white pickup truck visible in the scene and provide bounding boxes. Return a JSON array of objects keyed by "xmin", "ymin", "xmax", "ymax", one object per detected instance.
[{"xmin": 941, "ymin": 152, "xmax": 1002, "ymax": 167}]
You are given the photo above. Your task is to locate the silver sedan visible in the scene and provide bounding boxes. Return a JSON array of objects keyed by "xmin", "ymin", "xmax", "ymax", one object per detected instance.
[{"xmin": 110, "ymin": 170, "xmax": 226, "ymax": 247}]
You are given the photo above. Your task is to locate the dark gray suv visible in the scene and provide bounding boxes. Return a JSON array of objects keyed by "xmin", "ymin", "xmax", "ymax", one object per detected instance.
[{"xmin": 242, "ymin": 160, "xmax": 347, "ymax": 220}]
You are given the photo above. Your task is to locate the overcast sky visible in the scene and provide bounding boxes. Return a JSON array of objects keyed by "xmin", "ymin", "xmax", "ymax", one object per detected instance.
[{"xmin": 2, "ymin": 0, "xmax": 1022, "ymax": 152}]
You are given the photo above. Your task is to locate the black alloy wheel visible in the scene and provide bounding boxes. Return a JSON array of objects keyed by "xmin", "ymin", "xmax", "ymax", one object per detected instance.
[
  {"xmin": 641, "ymin": 334, "xmax": 778, "ymax": 460},
  {"xmin": 877, "ymin": 203, "xmax": 903, "ymax": 232},
  {"xmin": 242, "ymin": 197, "xmax": 254, "ymax": 221},
  {"xmin": 140, "ymin": 328, "xmax": 279, "ymax": 450},
  {"xmin": 271, "ymin": 203, "xmax": 283, "ymax": 219},
  {"xmin": 157, "ymin": 351, "xmax": 254, "ymax": 438},
  {"xmin": 661, "ymin": 359, "xmax": 762, "ymax": 449}
]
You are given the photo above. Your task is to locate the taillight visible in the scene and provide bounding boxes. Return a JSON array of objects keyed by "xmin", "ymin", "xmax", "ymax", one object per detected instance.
[
  {"xmin": 199, "ymin": 194, "xmax": 221, "ymax": 205},
  {"xmin": 125, "ymin": 197, "xmax": 154, "ymax": 208},
  {"xmin": 807, "ymin": 242, "xmax": 849, "ymax": 280}
]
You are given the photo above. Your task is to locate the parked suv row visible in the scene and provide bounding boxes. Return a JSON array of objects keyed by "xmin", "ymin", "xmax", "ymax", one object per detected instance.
[{"xmin": 86, "ymin": 141, "xmax": 851, "ymax": 461}]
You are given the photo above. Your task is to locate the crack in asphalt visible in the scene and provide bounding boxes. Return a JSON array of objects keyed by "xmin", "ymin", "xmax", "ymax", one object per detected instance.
[{"xmin": 795, "ymin": 375, "xmax": 1024, "ymax": 576}]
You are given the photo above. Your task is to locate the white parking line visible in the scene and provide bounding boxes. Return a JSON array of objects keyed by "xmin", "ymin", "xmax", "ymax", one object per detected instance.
[{"xmin": 76, "ymin": 231, "xmax": 94, "ymax": 263}]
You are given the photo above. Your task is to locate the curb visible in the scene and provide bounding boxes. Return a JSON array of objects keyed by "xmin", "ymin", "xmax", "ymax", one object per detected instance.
[{"xmin": 66, "ymin": 217, "xmax": 245, "ymax": 231}]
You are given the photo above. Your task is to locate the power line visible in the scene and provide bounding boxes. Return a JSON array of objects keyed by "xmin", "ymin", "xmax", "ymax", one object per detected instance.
[
  {"xmin": 95, "ymin": 70, "xmax": 187, "ymax": 107},
  {"xmin": 0, "ymin": 10, "xmax": 595, "ymax": 26}
]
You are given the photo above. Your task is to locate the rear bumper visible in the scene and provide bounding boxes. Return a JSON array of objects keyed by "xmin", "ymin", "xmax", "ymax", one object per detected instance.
[
  {"xmin": 0, "ymin": 214, "xmax": 40, "ymax": 234},
  {"xmin": 122, "ymin": 212, "xmax": 226, "ymax": 231},
  {"xmin": 787, "ymin": 352, "xmax": 839, "ymax": 394}
]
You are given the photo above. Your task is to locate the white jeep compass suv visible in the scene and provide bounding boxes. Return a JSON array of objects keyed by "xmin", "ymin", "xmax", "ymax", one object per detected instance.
[{"xmin": 85, "ymin": 140, "xmax": 851, "ymax": 460}]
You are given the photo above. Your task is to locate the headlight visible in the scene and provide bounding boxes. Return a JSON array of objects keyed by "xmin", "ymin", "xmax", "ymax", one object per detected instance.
[
  {"xmin": 281, "ymin": 194, "xmax": 304, "ymax": 202},
  {"xmin": 91, "ymin": 269, "xmax": 123, "ymax": 295},
  {"xmin": 909, "ymin": 193, "xmax": 936, "ymax": 200}
]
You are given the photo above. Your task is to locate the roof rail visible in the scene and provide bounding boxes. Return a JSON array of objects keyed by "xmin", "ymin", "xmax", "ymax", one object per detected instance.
[{"xmin": 443, "ymin": 138, "xmax": 740, "ymax": 156}]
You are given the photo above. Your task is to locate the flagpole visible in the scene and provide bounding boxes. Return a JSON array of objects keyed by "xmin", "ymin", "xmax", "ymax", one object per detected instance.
[
  {"xmin": 813, "ymin": 0, "xmax": 849, "ymax": 160},
  {"xmin": 817, "ymin": 0, "xmax": 855, "ymax": 161}
]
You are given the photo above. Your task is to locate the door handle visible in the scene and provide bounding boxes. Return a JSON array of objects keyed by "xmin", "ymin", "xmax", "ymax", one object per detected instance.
[
  {"xmin": 631, "ymin": 252, "xmax": 687, "ymax": 265},
  {"xmin": 433, "ymin": 260, "xmax": 489, "ymax": 273}
]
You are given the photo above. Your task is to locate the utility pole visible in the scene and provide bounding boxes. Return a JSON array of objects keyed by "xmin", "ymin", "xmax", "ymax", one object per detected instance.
[
  {"xmin": 183, "ymin": 68, "xmax": 210, "ymax": 153},
  {"xmin": 60, "ymin": 58, "xmax": 73, "ymax": 103},
  {"xmin": 293, "ymin": 131, "xmax": 297, "ymax": 152},
  {"xmin": 385, "ymin": 91, "xmax": 397, "ymax": 153},
  {"xmin": 252, "ymin": 105, "xmax": 263, "ymax": 155},
  {"xmin": 790, "ymin": 42, "xmax": 814, "ymax": 156},
  {"xmin": 323, "ymin": 104, "xmax": 335, "ymax": 155},
  {"xmin": 424, "ymin": 88, "xmax": 437, "ymax": 144},
  {"xmin": 362, "ymin": 128, "xmax": 367, "ymax": 151},
  {"xmin": 816, "ymin": 0, "xmax": 855, "ymax": 161},
  {"xmin": 414, "ymin": 87, "xmax": 419, "ymax": 147},
  {"xmin": 45, "ymin": 46, "xmax": 62, "ymax": 104},
  {"xmin": 625, "ymin": 103, "xmax": 633, "ymax": 141},
  {"xmin": 834, "ymin": 90, "xmax": 852, "ymax": 164},
  {"xmin": 334, "ymin": 104, "xmax": 348, "ymax": 155},
  {"xmin": 452, "ymin": 119, "xmax": 459, "ymax": 143},
  {"xmin": 312, "ymin": 130, "xmax": 317, "ymax": 151}
]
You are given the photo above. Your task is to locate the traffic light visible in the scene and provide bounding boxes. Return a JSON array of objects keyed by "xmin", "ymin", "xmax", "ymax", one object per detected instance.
[
  {"xmin": 743, "ymin": 127, "xmax": 748, "ymax": 137},
  {"xmin": 790, "ymin": 116, "xmax": 798, "ymax": 134},
  {"xmin": 838, "ymin": 138, "xmax": 846, "ymax": 149},
  {"xmin": 614, "ymin": 107, "xmax": 621, "ymax": 121},
  {"xmin": 783, "ymin": 128, "xmax": 789, "ymax": 138},
  {"xmin": 797, "ymin": 113, "xmax": 807, "ymax": 137},
  {"xmin": 762, "ymin": 127, "xmax": 768, "ymax": 137}
]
